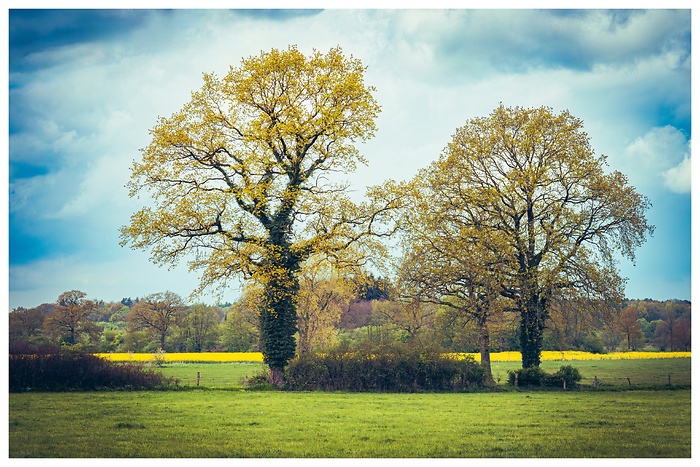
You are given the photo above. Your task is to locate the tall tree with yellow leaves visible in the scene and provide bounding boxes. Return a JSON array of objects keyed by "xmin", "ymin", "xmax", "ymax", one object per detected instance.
[
  {"xmin": 120, "ymin": 46, "xmax": 389, "ymax": 384},
  {"xmin": 377, "ymin": 105, "xmax": 653, "ymax": 369},
  {"xmin": 426, "ymin": 104, "xmax": 653, "ymax": 368}
]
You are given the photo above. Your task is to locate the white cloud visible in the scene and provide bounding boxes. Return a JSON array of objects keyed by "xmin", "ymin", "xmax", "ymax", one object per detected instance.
[
  {"xmin": 619, "ymin": 126, "xmax": 690, "ymax": 194},
  {"xmin": 662, "ymin": 154, "xmax": 691, "ymax": 194},
  {"xmin": 53, "ymin": 155, "xmax": 131, "ymax": 218}
]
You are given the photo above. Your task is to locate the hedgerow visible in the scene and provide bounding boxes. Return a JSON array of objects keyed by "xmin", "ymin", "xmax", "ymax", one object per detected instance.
[
  {"xmin": 9, "ymin": 350, "xmax": 176, "ymax": 392},
  {"xmin": 508, "ymin": 364, "xmax": 582, "ymax": 388},
  {"xmin": 284, "ymin": 343, "xmax": 486, "ymax": 392}
]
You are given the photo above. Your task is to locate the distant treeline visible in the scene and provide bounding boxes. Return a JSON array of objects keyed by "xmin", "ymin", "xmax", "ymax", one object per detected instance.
[{"xmin": 9, "ymin": 286, "xmax": 691, "ymax": 355}]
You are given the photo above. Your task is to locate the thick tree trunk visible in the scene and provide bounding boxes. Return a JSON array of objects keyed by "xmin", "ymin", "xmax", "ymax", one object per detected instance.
[
  {"xmin": 258, "ymin": 247, "xmax": 301, "ymax": 388},
  {"xmin": 476, "ymin": 313, "xmax": 495, "ymax": 385},
  {"xmin": 519, "ymin": 294, "xmax": 547, "ymax": 368}
]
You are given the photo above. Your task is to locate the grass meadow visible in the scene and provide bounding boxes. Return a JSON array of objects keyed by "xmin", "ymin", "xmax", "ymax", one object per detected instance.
[{"xmin": 8, "ymin": 356, "xmax": 692, "ymax": 458}]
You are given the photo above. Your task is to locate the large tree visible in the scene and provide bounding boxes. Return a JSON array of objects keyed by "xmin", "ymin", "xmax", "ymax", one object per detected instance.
[
  {"xmin": 398, "ymin": 104, "xmax": 653, "ymax": 368},
  {"xmin": 120, "ymin": 46, "xmax": 389, "ymax": 384}
]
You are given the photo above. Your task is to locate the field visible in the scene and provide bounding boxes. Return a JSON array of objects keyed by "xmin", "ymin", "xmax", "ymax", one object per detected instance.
[
  {"xmin": 8, "ymin": 355, "xmax": 692, "ymax": 458},
  {"xmin": 151, "ymin": 358, "xmax": 691, "ymax": 389}
]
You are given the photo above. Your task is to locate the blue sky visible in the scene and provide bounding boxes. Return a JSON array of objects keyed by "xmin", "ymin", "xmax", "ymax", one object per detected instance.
[{"xmin": 5, "ymin": 4, "xmax": 693, "ymax": 309}]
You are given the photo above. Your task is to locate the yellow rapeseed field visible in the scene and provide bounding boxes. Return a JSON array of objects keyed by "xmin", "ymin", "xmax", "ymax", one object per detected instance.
[
  {"xmin": 96, "ymin": 350, "xmax": 689, "ymax": 363},
  {"xmin": 95, "ymin": 352, "xmax": 264, "ymax": 362},
  {"xmin": 455, "ymin": 350, "xmax": 691, "ymax": 362}
]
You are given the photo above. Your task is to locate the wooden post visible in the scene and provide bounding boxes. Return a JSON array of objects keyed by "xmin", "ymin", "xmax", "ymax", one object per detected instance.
[
  {"xmin": 594, "ymin": 375, "xmax": 599, "ymax": 388},
  {"xmin": 196, "ymin": 371, "xmax": 200, "ymax": 387}
]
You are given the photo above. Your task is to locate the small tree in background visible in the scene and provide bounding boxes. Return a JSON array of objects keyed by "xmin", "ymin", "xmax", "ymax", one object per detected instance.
[
  {"xmin": 43, "ymin": 290, "xmax": 99, "ymax": 347},
  {"xmin": 617, "ymin": 306, "xmax": 644, "ymax": 350},
  {"xmin": 127, "ymin": 291, "xmax": 185, "ymax": 350}
]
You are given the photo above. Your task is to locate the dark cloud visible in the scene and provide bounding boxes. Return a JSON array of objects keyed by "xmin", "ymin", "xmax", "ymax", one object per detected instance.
[
  {"xmin": 8, "ymin": 9, "xmax": 323, "ymax": 73},
  {"xmin": 9, "ymin": 161, "xmax": 50, "ymax": 180},
  {"xmin": 434, "ymin": 10, "xmax": 690, "ymax": 75},
  {"xmin": 9, "ymin": 9, "xmax": 166, "ymax": 72}
]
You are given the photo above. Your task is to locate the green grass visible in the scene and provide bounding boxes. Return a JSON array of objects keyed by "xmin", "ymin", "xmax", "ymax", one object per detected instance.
[
  {"xmin": 489, "ymin": 358, "xmax": 691, "ymax": 388},
  {"xmin": 156, "ymin": 362, "xmax": 265, "ymax": 388},
  {"xmin": 153, "ymin": 358, "xmax": 691, "ymax": 390},
  {"xmin": 9, "ymin": 389, "xmax": 690, "ymax": 457},
  {"xmin": 9, "ymin": 358, "xmax": 692, "ymax": 457}
]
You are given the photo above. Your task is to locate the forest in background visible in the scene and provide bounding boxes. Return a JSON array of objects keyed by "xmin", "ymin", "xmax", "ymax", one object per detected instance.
[{"xmin": 9, "ymin": 276, "xmax": 691, "ymax": 355}]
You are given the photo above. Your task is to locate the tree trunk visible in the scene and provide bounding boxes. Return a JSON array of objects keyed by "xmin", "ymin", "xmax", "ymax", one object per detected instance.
[
  {"xmin": 476, "ymin": 313, "xmax": 495, "ymax": 385},
  {"xmin": 269, "ymin": 367, "xmax": 285, "ymax": 388},
  {"xmin": 520, "ymin": 294, "xmax": 547, "ymax": 368},
  {"xmin": 258, "ymin": 248, "xmax": 301, "ymax": 387}
]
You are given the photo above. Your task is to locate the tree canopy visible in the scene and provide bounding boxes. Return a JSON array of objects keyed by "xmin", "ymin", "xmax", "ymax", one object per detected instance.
[
  {"xmin": 120, "ymin": 46, "xmax": 392, "ymax": 383},
  {"xmin": 381, "ymin": 104, "xmax": 654, "ymax": 368}
]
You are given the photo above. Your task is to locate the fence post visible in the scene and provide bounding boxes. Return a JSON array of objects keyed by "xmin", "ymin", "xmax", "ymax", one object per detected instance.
[
  {"xmin": 196, "ymin": 371, "xmax": 200, "ymax": 387},
  {"xmin": 594, "ymin": 375, "xmax": 599, "ymax": 388}
]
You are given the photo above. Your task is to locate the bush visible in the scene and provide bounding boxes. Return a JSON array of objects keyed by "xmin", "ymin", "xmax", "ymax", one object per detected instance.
[
  {"xmin": 284, "ymin": 343, "xmax": 485, "ymax": 392},
  {"xmin": 549, "ymin": 365, "xmax": 582, "ymax": 388},
  {"xmin": 9, "ymin": 350, "xmax": 176, "ymax": 392},
  {"xmin": 508, "ymin": 366, "xmax": 549, "ymax": 387},
  {"xmin": 243, "ymin": 368, "xmax": 277, "ymax": 391},
  {"xmin": 508, "ymin": 365, "xmax": 582, "ymax": 389}
]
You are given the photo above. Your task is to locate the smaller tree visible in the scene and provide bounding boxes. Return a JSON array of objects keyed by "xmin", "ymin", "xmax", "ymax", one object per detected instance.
[
  {"xmin": 617, "ymin": 306, "xmax": 644, "ymax": 350},
  {"xmin": 128, "ymin": 291, "xmax": 185, "ymax": 350},
  {"xmin": 217, "ymin": 285, "xmax": 262, "ymax": 352},
  {"xmin": 672, "ymin": 318, "xmax": 691, "ymax": 351},
  {"xmin": 372, "ymin": 299, "xmax": 436, "ymax": 344},
  {"xmin": 296, "ymin": 257, "xmax": 356, "ymax": 353},
  {"xmin": 179, "ymin": 304, "xmax": 221, "ymax": 351},
  {"xmin": 43, "ymin": 290, "xmax": 99, "ymax": 346},
  {"xmin": 218, "ymin": 309, "xmax": 259, "ymax": 351},
  {"xmin": 9, "ymin": 306, "xmax": 46, "ymax": 346}
]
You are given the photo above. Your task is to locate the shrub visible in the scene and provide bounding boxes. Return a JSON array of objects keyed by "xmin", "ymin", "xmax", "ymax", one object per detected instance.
[
  {"xmin": 508, "ymin": 366, "xmax": 549, "ymax": 387},
  {"xmin": 549, "ymin": 365, "xmax": 582, "ymax": 388},
  {"xmin": 243, "ymin": 368, "xmax": 277, "ymax": 391},
  {"xmin": 284, "ymin": 343, "xmax": 485, "ymax": 392},
  {"xmin": 9, "ymin": 350, "xmax": 176, "ymax": 392},
  {"xmin": 508, "ymin": 365, "xmax": 582, "ymax": 389}
]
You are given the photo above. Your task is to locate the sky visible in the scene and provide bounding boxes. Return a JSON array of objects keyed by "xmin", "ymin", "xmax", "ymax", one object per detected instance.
[{"xmin": 4, "ymin": 3, "xmax": 694, "ymax": 310}]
